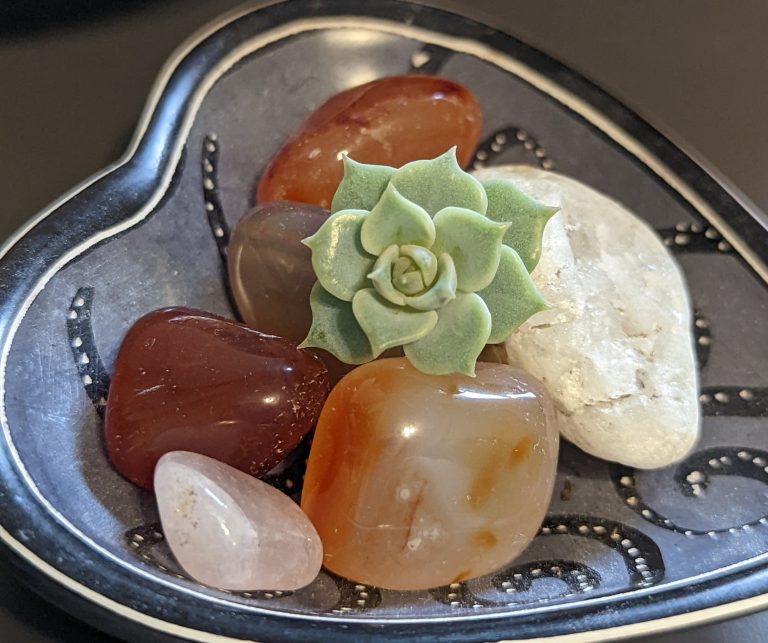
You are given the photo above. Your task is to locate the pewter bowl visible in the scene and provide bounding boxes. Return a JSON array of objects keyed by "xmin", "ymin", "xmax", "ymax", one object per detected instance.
[{"xmin": 0, "ymin": 1, "xmax": 767, "ymax": 641}]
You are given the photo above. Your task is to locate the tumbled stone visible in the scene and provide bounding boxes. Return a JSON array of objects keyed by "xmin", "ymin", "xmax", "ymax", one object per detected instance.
[
  {"xmin": 227, "ymin": 202, "xmax": 356, "ymax": 383},
  {"xmin": 301, "ymin": 358, "xmax": 558, "ymax": 590},
  {"xmin": 105, "ymin": 308, "xmax": 329, "ymax": 490},
  {"xmin": 155, "ymin": 451, "xmax": 322, "ymax": 590},
  {"xmin": 257, "ymin": 76, "xmax": 483, "ymax": 209},
  {"xmin": 228, "ymin": 202, "xmax": 328, "ymax": 343},
  {"xmin": 474, "ymin": 165, "xmax": 700, "ymax": 469}
]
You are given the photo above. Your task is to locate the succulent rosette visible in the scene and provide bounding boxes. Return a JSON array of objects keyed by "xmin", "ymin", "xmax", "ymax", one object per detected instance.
[{"xmin": 300, "ymin": 148, "xmax": 556, "ymax": 375}]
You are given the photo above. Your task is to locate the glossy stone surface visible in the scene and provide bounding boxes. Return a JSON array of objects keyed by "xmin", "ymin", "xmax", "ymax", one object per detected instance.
[
  {"xmin": 257, "ymin": 76, "xmax": 483, "ymax": 209},
  {"xmin": 156, "ymin": 451, "xmax": 322, "ymax": 591},
  {"xmin": 228, "ymin": 202, "xmax": 328, "ymax": 344},
  {"xmin": 301, "ymin": 358, "xmax": 558, "ymax": 590},
  {"xmin": 105, "ymin": 308, "xmax": 329, "ymax": 490},
  {"xmin": 227, "ymin": 202, "xmax": 355, "ymax": 383}
]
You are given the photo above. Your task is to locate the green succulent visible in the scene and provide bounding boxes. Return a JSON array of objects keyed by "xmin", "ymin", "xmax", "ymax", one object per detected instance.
[{"xmin": 300, "ymin": 148, "xmax": 557, "ymax": 376}]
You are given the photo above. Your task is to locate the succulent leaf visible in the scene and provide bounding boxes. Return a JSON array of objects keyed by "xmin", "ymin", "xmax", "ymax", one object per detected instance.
[
  {"xmin": 367, "ymin": 245, "xmax": 407, "ymax": 306},
  {"xmin": 482, "ymin": 179, "xmax": 559, "ymax": 272},
  {"xmin": 303, "ymin": 209, "xmax": 374, "ymax": 301},
  {"xmin": 331, "ymin": 156, "xmax": 395, "ymax": 213},
  {"xmin": 478, "ymin": 245, "xmax": 548, "ymax": 343},
  {"xmin": 360, "ymin": 183, "xmax": 435, "ymax": 255},
  {"xmin": 352, "ymin": 289, "xmax": 438, "ymax": 357},
  {"xmin": 390, "ymin": 147, "xmax": 488, "ymax": 216},
  {"xmin": 300, "ymin": 282, "xmax": 374, "ymax": 364},
  {"xmin": 404, "ymin": 253, "xmax": 457, "ymax": 311},
  {"xmin": 431, "ymin": 207, "xmax": 509, "ymax": 292},
  {"xmin": 404, "ymin": 293, "xmax": 492, "ymax": 376}
]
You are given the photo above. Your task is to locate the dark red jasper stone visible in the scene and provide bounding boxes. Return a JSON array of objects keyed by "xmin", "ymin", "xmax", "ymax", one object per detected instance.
[{"xmin": 104, "ymin": 308, "xmax": 329, "ymax": 490}]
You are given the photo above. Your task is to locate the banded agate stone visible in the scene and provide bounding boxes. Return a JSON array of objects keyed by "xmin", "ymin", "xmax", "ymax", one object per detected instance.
[{"xmin": 301, "ymin": 358, "xmax": 558, "ymax": 590}]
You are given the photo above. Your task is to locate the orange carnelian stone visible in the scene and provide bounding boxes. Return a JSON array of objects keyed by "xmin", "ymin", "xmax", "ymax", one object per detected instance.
[
  {"xmin": 257, "ymin": 76, "xmax": 483, "ymax": 209},
  {"xmin": 301, "ymin": 358, "xmax": 558, "ymax": 590}
]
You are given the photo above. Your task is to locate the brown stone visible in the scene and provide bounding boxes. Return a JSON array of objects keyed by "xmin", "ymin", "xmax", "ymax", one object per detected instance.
[
  {"xmin": 227, "ymin": 202, "xmax": 355, "ymax": 383},
  {"xmin": 228, "ymin": 202, "xmax": 328, "ymax": 344}
]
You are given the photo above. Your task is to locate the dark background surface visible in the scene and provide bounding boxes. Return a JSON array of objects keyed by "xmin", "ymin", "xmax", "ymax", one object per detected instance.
[{"xmin": 0, "ymin": 1, "xmax": 766, "ymax": 641}]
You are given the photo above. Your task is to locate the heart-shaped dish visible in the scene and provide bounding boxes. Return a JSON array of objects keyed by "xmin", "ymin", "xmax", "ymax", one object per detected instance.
[{"xmin": 0, "ymin": 1, "xmax": 767, "ymax": 641}]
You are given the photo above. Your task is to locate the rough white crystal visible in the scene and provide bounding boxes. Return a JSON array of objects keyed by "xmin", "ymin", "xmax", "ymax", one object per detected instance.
[
  {"xmin": 155, "ymin": 451, "xmax": 322, "ymax": 590},
  {"xmin": 474, "ymin": 165, "xmax": 699, "ymax": 469}
]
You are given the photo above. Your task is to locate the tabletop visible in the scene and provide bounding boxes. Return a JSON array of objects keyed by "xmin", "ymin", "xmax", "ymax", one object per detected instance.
[{"xmin": 0, "ymin": 1, "xmax": 766, "ymax": 641}]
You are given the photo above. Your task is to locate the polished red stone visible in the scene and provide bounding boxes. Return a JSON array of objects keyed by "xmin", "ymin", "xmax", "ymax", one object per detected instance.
[
  {"xmin": 104, "ymin": 308, "xmax": 329, "ymax": 490},
  {"xmin": 256, "ymin": 76, "xmax": 483, "ymax": 209}
]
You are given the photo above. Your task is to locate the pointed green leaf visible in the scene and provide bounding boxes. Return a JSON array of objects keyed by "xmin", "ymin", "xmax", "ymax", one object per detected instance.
[
  {"xmin": 300, "ymin": 282, "xmax": 374, "ymax": 364},
  {"xmin": 404, "ymin": 293, "xmax": 491, "ymax": 376},
  {"xmin": 391, "ymin": 256, "xmax": 420, "ymax": 294},
  {"xmin": 367, "ymin": 244, "xmax": 406, "ymax": 306},
  {"xmin": 331, "ymin": 156, "xmax": 395, "ymax": 213},
  {"xmin": 400, "ymin": 245, "xmax": 438, "ymax": 287},
  {"xmin": 303, "ymin": 209, "xmax": 374, "ymax": 301},
  {"xmin": 390, "ymin": 147, "xmax": 488, "ymax": 216},
  {"xmin": 482, "ymin": 179, "xmax": 558, "ymax": 272},
  {"xmin": 405, "ymin": 253, "xmax": 457, "ymax": 311},
  {"xmin": 393, "ymin": 262, "xmax": 426, "ymax": 295},
  {"xmin": 360, "ymin": 183, "xmax": 436, "ymax": 255},
  {"xmin": 478, "ymin": 245, "xmax": 548, "ymax": 343},
  {"xmin": 432, "ymin": 207, "xmax": 509, "ymax": 292},
  {"xmin": 352, "ymin": 288, "xmax": 438, "ymax": 357}
]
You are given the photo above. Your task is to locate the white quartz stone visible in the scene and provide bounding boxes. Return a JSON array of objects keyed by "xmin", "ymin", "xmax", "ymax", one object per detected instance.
[
  {"xmin": 155, "ymin": 451, "xmax": 322, "ymax": 590},
  {"xmin": 474, "ymin": 165, "xmax": 700, "ymax": 468}
]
